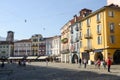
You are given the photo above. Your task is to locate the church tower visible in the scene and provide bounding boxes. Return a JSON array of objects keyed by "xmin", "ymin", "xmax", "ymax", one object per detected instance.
[{"xmin": 6, "ymin": 31, "xmax": 14, "ymax": 42}]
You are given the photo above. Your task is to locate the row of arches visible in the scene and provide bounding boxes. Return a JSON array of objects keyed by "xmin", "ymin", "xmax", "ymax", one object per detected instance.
[{"xmin": 71, "ymin": 50, "xmax": 120, "ymax": 64}]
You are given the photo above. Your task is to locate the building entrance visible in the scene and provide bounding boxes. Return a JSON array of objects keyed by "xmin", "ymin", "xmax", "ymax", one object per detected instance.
[
  {"xmin": 72, "ymin": 54, "xmax": 78, "ymax": 63},
  {"xmin": 94, "ymin": 52, "xmax": 103, "ymax": 61},
  {"xmin": 113, "ymin": 50, "xmax": 120, "ymax": 64}
]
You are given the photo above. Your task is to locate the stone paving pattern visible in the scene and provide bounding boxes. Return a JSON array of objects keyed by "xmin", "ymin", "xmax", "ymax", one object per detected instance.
[{"xmin": 0, "ymin": 62, "xmax": 120, "ymax": 80}]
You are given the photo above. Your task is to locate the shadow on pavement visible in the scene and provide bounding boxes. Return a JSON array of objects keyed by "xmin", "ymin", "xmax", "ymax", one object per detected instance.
[{"xmin": 0, "ymin": 63, "xmax": 120, "ymax": 80}]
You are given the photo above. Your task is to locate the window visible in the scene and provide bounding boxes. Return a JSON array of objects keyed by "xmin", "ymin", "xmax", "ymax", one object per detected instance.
[
  {"xmin": 79, "ymin": 32, "xmax": 82, "ymax": 39},
  {"xmin": 108, "ymin": 11, "xmax": 114, "ymax": 17},
  {"xmin": 109, "ymin": 23, "xmax": 114, "ymax": 33},
  {"xmin": 97, "ymin": 24, "xmax": 101, "ymax": 34},
  {"xmin": 87, "ymin": 18, "xmax": 90, "ymax": 26},
  {"xmin": 75, "ymin": 23, "xmax": 79, "ymax": 31},
  {"xmin": 71, "ymin": 27, "xmax": 73, "ymax": 34},
  {"xmin": 79, "ymin": 22, "xmax": 82, "ymax": 30},
  {"xmin": 110, "ymin": 35, "xmax": 115, "ymax": 44},
  {"xmin": 97, "ymin": 36, "xmax": 102, "ymax": 44},
  {"xmin": 87, "ymin": 28, "xmax": 90, "ymax": 36},
  {"xmin": 96, "ymin": 13, "xmax": 101, "ymax": 22},
  {"xmin": 80, "ymin": 41, "xmax": 82, "ymax": 48}
]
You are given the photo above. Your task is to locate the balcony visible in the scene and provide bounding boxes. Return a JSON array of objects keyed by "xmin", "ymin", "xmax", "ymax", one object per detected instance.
[
  {"xmin": 71, "ymin": 39, "xmax": 73, "ymax": 43},
  {"xmin": 84, "ymin": 46, "xmax": 94, "ymax": 51},
  {"xmin": 75, "ymin": 26, "xmax": 79, "ymax": 31},
  {"xmin": 97, "ymin": 31, "xmax": 101, "ymax": 35},
  {"xmin": 79, "ymin": 36, "xmax": 82, "ymax": 40},
  {"xmin": 96, "ymin": 19, "xmax": 101, "ymax": 23},
  {"xmin": 87, "ymin": 24, "xmax": 90, "ymax": 27},
  {"xmin": 61, "ymin": 49, "xmax": 70, "ymax": 54},
  {"xmin": 75, "ymin": 37, "xmax": 79, "ymax": 42},
  {"xmin": 61, "ymin": 38, "xmax": 68, "ymax": 44},
  {"xmin": 71, "ymin": 30, "xmax": 73, "ymax": 34},
  {"xmin": 84, "ymin": 33, "xmax": 92, "ymax": 39}
]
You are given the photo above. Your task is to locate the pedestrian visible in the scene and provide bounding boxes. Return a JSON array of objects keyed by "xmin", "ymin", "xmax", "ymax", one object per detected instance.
[
  {"xmin": 97, "ymin": 59, "xmax": 101, "ymax": 69},
  {"xmin": 107, "ymin": 57, "xmax": 112, "ymax": 72},
  {"xmin": 83, "ymin": 58, "xmax": 87, "ymax": 68},
  {"xmin": 23, "ymin": 60, "xmax": 26, "ymax": 67},
  {"xmin": 94, "ymin": 60, "xmax": 97, "ymax": 68},
  {"xmin": 1, "ymin": 60, "xmax": 5, "ymax": 68},
  {"xmin": 103, "ymin": 60, "xmax": 106, "ymax": 69},
  {"xmin": 78, "ymin": 58, "xmax": 82, "ymax": 68},
  {"xmin": 46, "ymin": 58, "xmax": 48, "ymax": 66},
  {"xmin": 18, "ymin": 60, "xmax": 21, "ymax": 66}
]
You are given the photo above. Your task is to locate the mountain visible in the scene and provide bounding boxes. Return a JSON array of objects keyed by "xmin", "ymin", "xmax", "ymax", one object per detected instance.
[{"xmin": 0, "ymin": 36, "xmax": 6, "ymax": 41}]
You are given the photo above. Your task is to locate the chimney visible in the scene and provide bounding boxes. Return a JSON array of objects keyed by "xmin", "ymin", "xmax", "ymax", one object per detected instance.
[
  {"xmin": 74, "ymin": 15, "xmax": 77, "ymax": 22},
  {"xmin": 79, "ymin": 8, "xmax": 92, "ymax": 17}
]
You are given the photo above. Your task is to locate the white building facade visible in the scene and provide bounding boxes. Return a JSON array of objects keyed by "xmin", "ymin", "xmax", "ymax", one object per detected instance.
[
  {"xmin": 45, "ymin": 37, "xmax": 53, "ymax": 56},
  {"xmin": 14, "ymin": 39, "xmax": 32, "ymax": 56},
  {"xmin": 51, "ymin": 36, "xmax": 61, "ymax": 57},
  {"xmin": 0, "ymin": 41, "xmax": 14, "ymax": 58}
]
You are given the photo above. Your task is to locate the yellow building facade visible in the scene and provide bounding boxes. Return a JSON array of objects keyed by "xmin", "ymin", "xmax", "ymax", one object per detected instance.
[{"xmin": 79, "ymin": 4, "xmax": 120, "ymax": 64}]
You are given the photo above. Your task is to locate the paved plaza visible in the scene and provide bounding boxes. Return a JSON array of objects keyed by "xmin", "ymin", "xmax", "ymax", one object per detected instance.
[{"xmin": 0, "ymin": 62, "xmax": 120, "ymax": 80}]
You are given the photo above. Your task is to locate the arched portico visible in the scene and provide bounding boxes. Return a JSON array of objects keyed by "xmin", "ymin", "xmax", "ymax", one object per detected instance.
[
  {"xmin": 94, "ymin": 52, "xmax": 103, "ymax": 61},
  {"xmin": 72, "ymin": 54, "xmax": 78, "ymax": 63},
  {"xmin": 113, "ymin": 50, "xmax": 120, "ymax": 64}
]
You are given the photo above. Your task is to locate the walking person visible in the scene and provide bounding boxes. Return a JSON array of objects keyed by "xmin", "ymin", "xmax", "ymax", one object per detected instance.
[
  {"xmin": 18, "ymin": 60, "xmax": 22, "ymax": 66},
  {"xmin": 46, "ymin": 58, "xmax": 48, "ymax": 66},
  {"xmin": 103, "ymin": 60, "xmax": 106, "ymax": 69},
  {"xmin": 78, "ymin": 58, "xmax": 82, "ymax": 68},
  {"xmin": 107, "ymin": 57, "xmax": 112, "ymax": 72},
  {"xmin": 97, "ymin": 59, "xmax": 101, "ymax": 69},
  {"xmin": 1, "ymin": 60, "xmax": 5, "ymax": 68},
  {"xmin": 83, "ymin": 58, "xmax": 87, "ymax": 68}
]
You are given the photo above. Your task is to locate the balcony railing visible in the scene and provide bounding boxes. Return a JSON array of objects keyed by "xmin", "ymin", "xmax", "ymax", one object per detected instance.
[
  {"xmin": 71, "ymin": 30, "xmax": 73, "ymax": 34},
  {"xmin": 79, "ymin": 36, "xmax": 82, "ymax": 40},
  {"xmin": 61, "ymin": 49, "xmax": 70, "ymax": 54},
  {"xmin": 84, "ymin": 33, "xmax": 92, "ymax": 39},
  {"xmin": 75, "ymin": 26, "xmax": 79, "ymax": 31},
  {"xmin": 84, "ymin": 46, "xmax": 94, "ymax": 51},
  {"xmin": 97, "ymin": 31, "xmax": 101, "ymax": 35},
  {"xmin": 96, "ymin": 19, "xmax": 101, "ymax": 23},
  {"xmin": 75, "ymin": 37, "xmax": 79, "ymax": 42},
  {"xmin": 71, "ymin": 39, "xmax": 73, "ymax": 43}
]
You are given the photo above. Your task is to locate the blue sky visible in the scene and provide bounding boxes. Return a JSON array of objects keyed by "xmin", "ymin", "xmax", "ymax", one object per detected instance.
[{"xmin": 0, "ymin": 0, "xmax": 106, "ymax": 40}]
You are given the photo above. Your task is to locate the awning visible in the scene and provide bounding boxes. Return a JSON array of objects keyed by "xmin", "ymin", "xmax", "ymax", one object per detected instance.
[
  {"xmin": 26, "ymin": 56, "xmax": 37, "ymax": 59},
  {"xmin": 38, "ymin": 56, "xmax": 48, "ymax": 59},
  {"xmin": 8, "ymin": 57, "xmax": 23, "ymax": 59}
]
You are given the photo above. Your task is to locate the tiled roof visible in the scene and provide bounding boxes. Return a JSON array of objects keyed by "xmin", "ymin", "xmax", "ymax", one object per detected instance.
[{"xmin": 14, "ymin": 39, "xmax": 31, "ymax": 43}]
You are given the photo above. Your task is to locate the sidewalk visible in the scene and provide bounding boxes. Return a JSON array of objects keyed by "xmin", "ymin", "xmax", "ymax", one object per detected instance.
[{"xmin": 29, "ymin": 62, "xmax": 120, "ymax": 76}]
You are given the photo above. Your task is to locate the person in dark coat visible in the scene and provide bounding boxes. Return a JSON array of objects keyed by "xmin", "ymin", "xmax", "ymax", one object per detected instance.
[
  {"xmin": 78, "ymin": 58, "xmax": 82, "ymax": 68},
  {"xmin": 1, "ymin": 60, "xmax": 5, "ymax": 68}
]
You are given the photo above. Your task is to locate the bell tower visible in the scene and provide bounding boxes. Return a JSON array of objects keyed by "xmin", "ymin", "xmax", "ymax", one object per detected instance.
[{"xmin": 6, "ymin": 31, "xmax": 14, "ymax": 42}]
